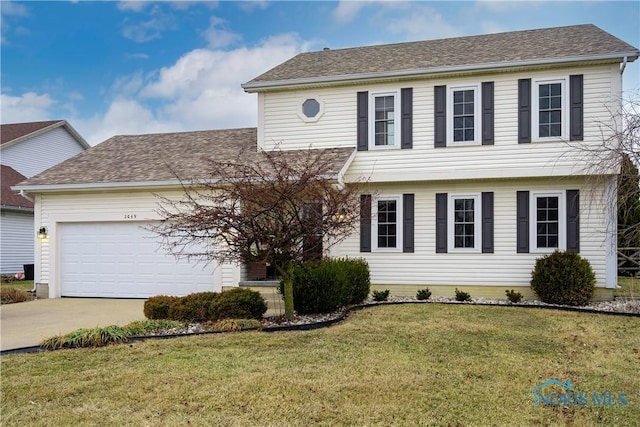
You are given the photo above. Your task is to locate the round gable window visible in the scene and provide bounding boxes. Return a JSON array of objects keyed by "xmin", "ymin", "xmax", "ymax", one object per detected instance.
[{"xmin": 298, "ymin": 97, "xmax": 324, "ymax": 122}]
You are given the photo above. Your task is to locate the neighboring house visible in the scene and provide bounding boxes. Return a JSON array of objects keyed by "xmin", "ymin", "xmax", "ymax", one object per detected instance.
[
  {"xmin": 14, "ymin": 25, "xmax": 640, "ymax": 300},
  {"xmin": 1, "ymin": 165, "xmax": 34, "ymax": 276},
  {"xmin": 0, "ymin": 120, "xmax": 89, "ymax": 275}
]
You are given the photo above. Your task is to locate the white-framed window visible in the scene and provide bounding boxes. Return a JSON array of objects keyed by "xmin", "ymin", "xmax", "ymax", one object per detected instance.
[
  {"xmin": 369, "ymin": 90, "xmax": 400, "ymax": 149},
  {"xmin": 530, "ymin": 191, "xmax": 566, "ymax": 252},
  {"xmin": 447, "ymin": 84, "xmax": 480, "ymax": 145},
  {"xmin": 297, "ymin": 96, "xmax": 325, "ymax": 122},
  {"xmin": 372, "ymin": 195, "xmax": 402, "ymax": 251},
  {"xmin": 533, "ymin": 77, "xmax": 568, "ymax": 140},
  {"xmin": 447, "ymin": 193, "xmax": 481, "ymax": 252}
]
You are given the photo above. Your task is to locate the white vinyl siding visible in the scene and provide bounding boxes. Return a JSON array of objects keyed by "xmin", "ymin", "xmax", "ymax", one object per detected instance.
[
  {"xmin": 1, "ymin": 128, "xmax": 86, "ymax": 178},
  {"xmin": 0, "ymin": 210, "xmax": 34, "ymax": 274},
  {"xmin": 333, "ymin": 177, "xmax": 611, "ymax": 289},
  {"xmin": 259, "ymin": 64, "xmax": 620, "ymax": 181},
  {"xmin": 35, "ymin": 189, "xmax": 241, "ymax": 298}
]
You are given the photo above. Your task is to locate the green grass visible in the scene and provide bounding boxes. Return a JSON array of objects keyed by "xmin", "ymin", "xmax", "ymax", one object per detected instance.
[
  {"xmin": 0, "ymin": 280, "xmax": 33, "ymax": 292},
  {"xmin": 616, "ymin": 276, "xmax": 639, "ymax": 298},
  {"xmin": 2, "ymin": 304, "xmax": 639, "ymax": 426}
]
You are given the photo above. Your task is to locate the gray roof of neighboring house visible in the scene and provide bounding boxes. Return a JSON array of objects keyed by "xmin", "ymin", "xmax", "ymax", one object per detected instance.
[
  {"xmin": 243, "ymin": 24, "xmax": 639, "ymax": 90},
  {"xmin": 0, "ymin": 120, "xmax": 90, "ymax": 149},
  {"xmin": 15, "ymin": 128, "xmax": 355, "ymax": 190}
]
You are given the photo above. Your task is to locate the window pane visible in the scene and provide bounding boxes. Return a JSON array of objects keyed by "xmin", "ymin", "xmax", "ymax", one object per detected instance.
[
  {"xmin": 374, "ymin": 95, "xmax": 395, "ymax": 146},
  {"xmin": 453, "ymin": 91, "xmax": 463, "ymax": 102},
  {"xmin": 536, "ymin": 196, "xmax": 559, "ymax": 248},
  {"xmin": 302, "ymin": 99, "xmax": 320, "ymax": 118},
  {"xmin": 377, "ymin": 200, "xmax": 397, "ymax": 248},
  {"xmin": 550, "ymin": 124, "xmax": 561, "ymax": 136},
  {"xmin": 454, "ymin": 130, "xmax": 463, "ymax": 142},
  {"xmin": 452, "ymin": 89, "xmax": 475, "ymax": 143},
  {"xmin": 550, "ymin": 83, "xmax": 561, "ymax": 96},
  {"xmin": 453, "ymin": 197, "xmax": 475, "ymax": 248},
  {"xmin": 465, "ymin": 129, "xmax": 474, "ymax": 141}
]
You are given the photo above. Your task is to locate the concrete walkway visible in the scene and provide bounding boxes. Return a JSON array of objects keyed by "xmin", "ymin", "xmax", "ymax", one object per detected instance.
[{"xmin": 1, "ymin": 298, "xmax": 145, "ymax": 351}]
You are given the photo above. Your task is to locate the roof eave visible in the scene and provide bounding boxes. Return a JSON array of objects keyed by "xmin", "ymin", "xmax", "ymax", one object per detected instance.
[
  {"xmin": 0, "ymin": 205, "xmax": 34, "ymax": 213},
  {"xmin": 242, "ymin": 52, "xmax": 639, "ymax": 92},
  {"xmin": 12, "ymin": 180, "xmax": 185, "ymax": 193}
]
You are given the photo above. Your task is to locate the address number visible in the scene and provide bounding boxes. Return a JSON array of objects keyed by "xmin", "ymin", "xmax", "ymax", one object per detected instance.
[{"xmin": 124, "ymin": 214, "xmax": 137, "ymax": 219}]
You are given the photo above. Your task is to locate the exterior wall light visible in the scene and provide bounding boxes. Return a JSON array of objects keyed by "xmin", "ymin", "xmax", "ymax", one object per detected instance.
[{"xmin": 37, "ymin": 226, "xmax": 48, "ymax": 240}]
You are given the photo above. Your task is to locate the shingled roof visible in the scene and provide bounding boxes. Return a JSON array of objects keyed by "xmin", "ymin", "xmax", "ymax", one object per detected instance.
[
  {"xmin": 15, "ymin": 128, "xmax": 355, "ymax": 190},
  {"xmin": 0, "ymin": 120, "xmax": 90, "ymax": 149},
  {"xmin": 243, "ymin": 24, "xmax": 639, "ymax": 90},
  {"xmin": 1, "ymin": 165, "xmax": 33, "ymax": 209}
]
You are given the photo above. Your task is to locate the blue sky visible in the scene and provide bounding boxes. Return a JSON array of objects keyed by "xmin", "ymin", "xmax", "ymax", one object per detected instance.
[{"xmin": 1, "ymin": 0, "xmax": 639, "ymax": 145}]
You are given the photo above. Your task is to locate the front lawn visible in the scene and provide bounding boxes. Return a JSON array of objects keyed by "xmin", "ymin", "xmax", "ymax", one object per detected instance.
[{"xmin": 1, "ymin": 304, "xmax": 638, "ymax": 426}]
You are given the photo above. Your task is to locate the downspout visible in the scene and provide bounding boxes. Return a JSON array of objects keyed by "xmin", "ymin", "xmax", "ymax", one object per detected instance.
[
  {"xmin": 19, "ymin": 190, "xmax": 37, "ymax": 293},
  {"xmin": 620, "ymin": 56, "xmax": 628, "ymax": 74},
  {"xmin": 19, "ymin": 190, "xmax": 34, "ymax": 203}
]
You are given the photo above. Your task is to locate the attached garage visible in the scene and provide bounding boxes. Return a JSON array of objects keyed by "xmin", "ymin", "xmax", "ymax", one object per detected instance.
[{"xmin": 59, "ymin": 222, "xmax": 219, "ymax": 298}]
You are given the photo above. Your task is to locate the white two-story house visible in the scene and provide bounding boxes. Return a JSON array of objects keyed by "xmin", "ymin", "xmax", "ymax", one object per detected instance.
[{"xmin": 15, "ymin": 25, "xmax": 639, "ymax": 301}]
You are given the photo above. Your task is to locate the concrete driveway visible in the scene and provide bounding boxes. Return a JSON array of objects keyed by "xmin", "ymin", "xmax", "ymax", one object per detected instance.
[{"xmin": 1, "ymin": 298, "xmax": 145, "ymax": 351}]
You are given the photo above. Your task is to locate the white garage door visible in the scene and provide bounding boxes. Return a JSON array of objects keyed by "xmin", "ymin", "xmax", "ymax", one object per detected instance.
[{"xmin": 60, "ymin": 222, "xmax": 218, "ymax": 298}]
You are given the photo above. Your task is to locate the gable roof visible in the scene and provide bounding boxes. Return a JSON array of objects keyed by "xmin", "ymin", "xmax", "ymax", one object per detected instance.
[
  {"xmin": 1, "ymin": 165, "xmax": 33, "ymax": 209},
  {"xmin": 243, "ymin": 24, "xmax": 639, "ymax": 91},
  {"xmin": 0, "ymin": 120, "xmax": 90, "ymax": 150},
  {"xmin": 15, "ymin": 128, "xmax": 356, "ymax": 192}
]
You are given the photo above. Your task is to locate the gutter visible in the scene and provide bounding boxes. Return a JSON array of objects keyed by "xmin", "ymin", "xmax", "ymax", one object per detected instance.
[
  {"xmin": 243, "ymin": 51, "xmax": 640, "ymax": 92},
  {"xmin": 12, "ymin": 180, "xmax": 185, "ymax": 193}
]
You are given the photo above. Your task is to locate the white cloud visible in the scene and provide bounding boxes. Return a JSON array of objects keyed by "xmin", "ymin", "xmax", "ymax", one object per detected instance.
[
  {"xmin": 72, "ymin": 32, "xmax": 308, "ymax": 145},
  {"xmin": 79, "ymin": 97, "xmax": 179, "ymax": 144},
  {"xmin": 385, "ymin": 5, "xmax": 461, "ymax": 40},
  {"xmin": 0, "ymin": 92, "xmax": 54, "ymax": 123},
  {"xmin": 332, "ymin": 0, "xmax": 369, "ymax": 24},
  {"xmin": 117, "ymin": 1, "xmax": 151, "ymax": 12},
  {"xmin": 237, "ymin": 1, "xmax": 269, "ymax": 12},
  {"xmin": 121, "ymin": 5, "xmax": 177, "ymax": 43},
  {"xmin": 1, "ymin": 1, "xmax": 29, "ymax": 17},
  {"xmin": 202, "ymin": 16, "xmax": 242, "ymax": 49}
]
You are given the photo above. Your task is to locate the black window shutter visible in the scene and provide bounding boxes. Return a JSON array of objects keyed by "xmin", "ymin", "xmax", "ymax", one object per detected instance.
[
  {"xmin": 435, "ymin": 193, "xmax": 447, "ymax": 253},
  {"xmin": 401, "ymin": 88, "xmax": 413, "ymax": 149},
  {"xmin": 434, "ymin": 85, "xmax": 446, "ymax": 148},
  {"xmin": 482, "ymin": 192, "xmax": 494, "ymax": 253},
  {"xmin": 516, "ymin": 191, "xmax": 530, "ymax": 253},
  {"xmin": 481, "ymin": 82, "xmax": 494, "ymax": 145},
  {"xmin": 518, "ymin": 79, "xmax": 531, "ymax": 144},
  {"xmin": 357, "ymin": 92, "xmax": 368, "ymax": 151},
  {"xmin": 569, "ymin": 75, "xmax": 584, "ymax": 141},
  {"xmin": 360, "ymin": 195, "xmax": 372, "ymax": 252},
  {"xmin": 566, "ymin": 189, "xmax": 580, "ymax": 252},
  {"xmin": 403, "ymin": 194, "xmax": 415, "ymax": 253}
]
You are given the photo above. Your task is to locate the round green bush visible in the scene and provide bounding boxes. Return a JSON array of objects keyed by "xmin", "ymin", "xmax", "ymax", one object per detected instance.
[
  {"xmin": 209, "ymin": 288, "xmax": 267, "ymax": 320},
  {"xmin": 530, "ymin": 250, "xmax": 596, "ymax": 306},
  {"xmin": 168, "ymin": 292, "xmax": 220, "ymax": 322},
  {"xmin": 144, "ymin": 295, "xmax": 179, "ymax": 319}
]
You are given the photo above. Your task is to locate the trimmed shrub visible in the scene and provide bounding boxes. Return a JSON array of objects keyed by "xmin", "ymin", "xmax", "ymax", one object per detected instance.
[
  {"xmin": 168, "ymin": 292, "xmax": 219, "ymax": 322},
  {"xmin": 416, "ymin": 288, "xmax": 432, "ymax": 300},
  {"xmin": 454, "ymin": 288, "xmax": 472, "ymax": 302},
  {"xmin": 372, "ymin": 289, "xmax": 390, "ymax": 302},
  {"xmin": 144, "ymin": 295, "xmax": 179, "ymax": 320},
  {"xmin": 505, "ymin": 289, "xmax": 523, "ymax": 303},
  {"xmin": 340, "ymin": 258, "xmax": 371, "ymax": 305},
  {"xmin": 531, "ymin": 250, "xmax": 596, "ymax": 306},
  {"xmin": 0, "ymin": 287, "xmax": 33, "ymax": 304},
  {"xmin": 281, "ymin": 258, "xmax": 371, "ymax": 314},
  {"xmin": 209, "ymin": 288, "xmax": 267, "ymax": 320}
]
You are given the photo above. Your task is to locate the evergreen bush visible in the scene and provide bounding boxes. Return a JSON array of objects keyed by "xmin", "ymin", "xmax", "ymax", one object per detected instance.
[{"xmin": 530, "ymin": 250, "xmax": 595, "ymax": 306}]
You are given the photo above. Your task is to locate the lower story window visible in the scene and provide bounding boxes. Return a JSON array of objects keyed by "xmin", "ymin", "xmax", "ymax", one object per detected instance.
[
  {"xmin": 448, "ymin": 193, "xmax": 480, "ymax": 251},
  {"xmin": 530, "ymin": 191, "xmax": 565, "ymax": 252},
  {"xmin": 373, "ymin": 196, "xmax": 402, "ymax": 251},
  {"xmin": 535, "ymin": 196, "xmax": 559, "ymax": 248}
]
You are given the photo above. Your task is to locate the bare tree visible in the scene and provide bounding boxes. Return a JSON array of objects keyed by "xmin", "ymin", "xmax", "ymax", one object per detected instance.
[
  {"xmin": 570, "ymin": 91, "xmax": 639, "ymax": 274},
  {"xmin": 151, "ymin": 146, "xmax": 364, "ymax": 318}
]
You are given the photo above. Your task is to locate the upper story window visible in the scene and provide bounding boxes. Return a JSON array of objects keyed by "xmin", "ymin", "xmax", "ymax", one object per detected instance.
[
  {"xmin": 297, "ymin": 96, "xmax": 325, "ymax": 123},
  {"xmin": 448, "ymin": 193, "xmax": 481, "ymax": 251},
  {"xmin": 532, "ymin": 78, "xmax": 568, "ymax": 140},
  {"xmin": 435, "ymin": 82, "xmax": 492, "ymax": 148},
  {"xmin": 450, "ymin": 86, "xmax": 479, "ymax": 144},
  {"xmin": 369, "ymin": 91, "xmax": 400, "ymax": 149},
  {"xmin": 357, "ymin": 88, "xmax": 412, "ymax": 151}
]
